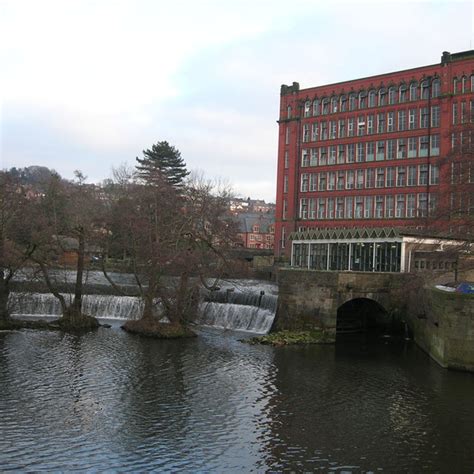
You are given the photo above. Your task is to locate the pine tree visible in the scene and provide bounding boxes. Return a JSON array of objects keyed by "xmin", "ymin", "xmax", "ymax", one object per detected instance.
[{"xmin": 136, "ymin": 141, "xmax": 189, "ymax": 187}]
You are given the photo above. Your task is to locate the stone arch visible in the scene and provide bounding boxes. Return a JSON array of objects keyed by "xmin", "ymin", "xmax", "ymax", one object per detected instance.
[{"xmin": 336, "ymin": 297, "xmax": 389, "ymax": 334}]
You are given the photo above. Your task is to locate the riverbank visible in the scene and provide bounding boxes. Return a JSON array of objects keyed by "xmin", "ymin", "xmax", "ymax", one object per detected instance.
[{"xmin": 244, "ymin": 329, "xmax": 334, "ymax": 346}]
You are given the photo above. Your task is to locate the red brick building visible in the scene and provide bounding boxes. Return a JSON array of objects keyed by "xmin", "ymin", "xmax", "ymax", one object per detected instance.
[{"xmin": 275, "ymin": 50, "xmax": 474, "ymax": 259}]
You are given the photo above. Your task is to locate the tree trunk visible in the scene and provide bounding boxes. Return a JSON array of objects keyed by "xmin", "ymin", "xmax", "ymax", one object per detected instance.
[
  {"xmin": 71, "ymin": 228, "xmax": 85, "ymax": 320},
  {"xmin": 0, "ymin": 276, "xmax": 10, "ymax": 321}
]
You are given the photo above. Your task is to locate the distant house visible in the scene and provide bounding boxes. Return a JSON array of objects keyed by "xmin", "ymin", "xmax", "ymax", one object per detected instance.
[
  {"xmin": 53, "ymin": 235, "xmax": 100, "ymax": 266},
  {"xmin": 236, "ymin": 213, "xmax": 275, "ymax": 249}
]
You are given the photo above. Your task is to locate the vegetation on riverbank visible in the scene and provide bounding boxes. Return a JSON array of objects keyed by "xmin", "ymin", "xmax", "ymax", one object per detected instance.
[
  {"xmin": 0, "ymin": 315, "xmax": 100, "ymax": 332},
  {"xmin": 121, "ymin": 319, "xmax": 197, "ymax": 338},
  {"xmin": 244, "ymin": 329, "xmax": 335, "ymax": 346}
]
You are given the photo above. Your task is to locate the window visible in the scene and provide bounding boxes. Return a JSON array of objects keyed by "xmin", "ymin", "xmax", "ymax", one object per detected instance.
[
  {"xmin": 321, "ymin": 121, "xmax": 328, "ymax": 140},
  {"xmin": 359, "ymin": 91, "xmax": 367, "ymax": 109},
  {"xmin": 327, "ymin": 172, "xmax": 336, "ymax": 190},
  {"xmin": 396, "ymin": 194, "xmax": 405, "ymax": 217},
  {"xmin": 357, "ymin": 116, "xmax": 366, "ymax": 136},
  {"xmin": 299, "ymin": 198, "xmax": 308, "ymax": 219},
  {"xmin": 345, "ymin": 196, "xmax": 353, "ymax": 218},
  {"xmin": 285, "ymin": 126, "xmax": 290, "ymax": 144},
  {"xmin": 461, "ymin": 101, "xmax": 467, "ymax": 123},
  {"xmin": 300, "ymin": 173, "xmax": 309, "ymax": 192},
  {"xmin": 386, "ymin": 139, "xmax": 395, "ymax": 160},
  {"xmin": 399, "ymin": 84, "xmax": 407, "ymax": 103},
  {"xmin": 367, "ymin": 114, "xmax": 374, "ymax": 134},
  {"xmin": 327, "ymin": 197, "xmax": 335, "ymax": 218},
  {"xmin": 409, "ymin": 82, "xmax": 418, "ymax": 101},
  {"xmin": 309, "ymin": 173, "xmax": 317, "ymax": 191},
  {"xmin": 330, "ymin": 120, "xmax": 337, "ymax": 139},
  {"xmin": 336, "ymin": 197, "xmax": 344, "ymax": 218},
  {"xmin": 386, "ymin": 166, "xmax": 395, "ymax": 187},
  {"xmin": 338, "ymin": 119, "xmax": 346, "ymax": 138},
  {"xmin": 330, "ymin": 96, "xmax": 338, "ymax": 113},
  {"xmin": 302, "ymin": 124, "xmax": 310, "ymax": 142},
  {"xmin": 347, "ymin": 117, "xmax": 354, "ymax": 137},
  {"xmin": 387, "ymin": 112, "xmax": 394, "ymax": 132},
  {"xmin": 453, "ymin": 103, "xmax": 458, "ymax": 124},
  {"xmin": 357, "ymin": 142, "xmax": 365, "ymax": 162},
  {"xmin": 304, "ymin": 101, "xmax": 311, "ymax": 117},
  {"xmin": 408, "ymin": 137, "xmax": 417, "ymax": 158},
  {"xmin": 328, "ymin": 146, "xmax": 336, "ymax": 165},
  {"xmin": 376, "ymin": 168, "xmax": 385, "ymax": 188},
  {"xmin": 311, "ymin": 123, "xmax": 319, "ymax": 141},
  {"xmin": 418, "ymin": 193, "xmax": 428, "ymax": 217},
  {"xmin": 287, "ymin": 106, "xmax": 292, "ymax": 119},
  {"xmin": 322, "ymin": 98, "xmax": 329, "ymax": 115},
  {"xmin": 388, "ymin": 86, "xmax": 397, "ymax": 105},
  {"xmin": 376, "ymin": 140, "xmax": 385, "ymax": 161},
  {"xmin": 462, "ymin": 75, "xmax": 468, "ymax": 93},
  {"xmin": 318, "ymin": 173, "xmax": 326, "ymax": 191},
  {"xmin": 308, "ymin": 198, "xmax": 316, "ymax": 219},
  {"xmin": 283, "ymin": 174, "xmax": 288, "ymax": 192},
  {"xmin": 407, "ymin": 194, "xmax": 416, "ymax": 217},
  {"xmin": 366, "ymin": 142, "xmax": 375, "ymax": 161},
  {"xmin": 420, "ymin": 80, "xmax": 429, "ymax": 99},
  {"xmin": 313, "ymin": 99, "xmax": 320, "ymax": 116},
  {"xmin": 378, "ymin": 88, "xmax": 386, "ymax": 106},
  {"xmin": 407, "ymin": 165, "xmax": 417, "ymax": 186},
  {"xmin": 430, "ymin": 164, "xmax": 439, "ymax": 185},
  {"xmin": 397, "ymin": 138, "xmax": 406, "ymax": 159},
  {"xmin": 419, "ymin": 107, "xmax": 429, "ymax": 128},
  {"xmin": 349, "ymin": 93, "xmax": 357, "ymax": 111},
  {"xmin": 301, "ymin": 149, "xmax": 309, "ymax": 167},
  {"xmin": 310, "ymin": 148, "xmax": 318, "ymax": 166},
  {"xmin": 409, "ymin": 108, "xmax": 416, "ymax": 130},
  {"xmin": 419, "ymin": 136, "xmax": 429, "ymax": 157},
  {"xmin": 375, "ymin": 196, "xmax": 384, "ymax": 218},
  {"xmin": 397, "ymin": 166, "xmax": 406, "ymax": 187},
  {"xmin": 385, "ymin": 195, "xmax": 394, "ymax": 217},
  {"xmin": 337, "ymin": 145, "xmax": 345, "ymax": 164},
  {"xmin": 282, "ymin": 201, "xmax": 287, "ymax": 220},
  {"xmin": 319, "ymin": 147, "xmax": 327, "ymax": 165},
  {"xmin": 366, "ymin": 168, "xmax": 375, "ymax": 188},
  {"xmin": 398, "ymin": 110, "xmax": 406, "ymax": 131},
  {"xmin": 432, "ymin": 78, "xmax": 440, "ymax": 98},
  {"xmin": 431, "ymin": 105, "xmax": 440, "ymax": 127},
  {"xmin": 418, "ymin": 164, "xmax": 428, "ymax": 185},
  {"xmin": 340, "ymin": 95, "xmax": 347, "ymax": 112},
  {"xmin": 364, "ymin": 196, "xmax": 373, "ymax": 218},
  {"xmin": 284, "ymin": 151, "xmax": 289, "ymax": 168},
  {"xmin": 356, "ymin": 169, "xmax": 364, "ymax": 189},
  {"xmin": 368, "ymin": 89, "xmax": 376, "ymax": 107},
  {"xmin": 355, "ymin": 196, "xmax": 363, "ymax": 218},
  {"xmin": 377, "ymin": 113, "xmax": 385, "ymax": 133},
  {"xmin": 430, "ymin": 134, "xmax": 440, "ymax": 156},
  {"xmin": 346, "ymin": 170, "xmax": 354, "ymax": 189},
  {"xmin": 347, "ymin": 144, "xmax": 355, "ymax": 163},
  {"xmin": 317, "ymin": 198, "xmax": 326, "ymax": 219}
]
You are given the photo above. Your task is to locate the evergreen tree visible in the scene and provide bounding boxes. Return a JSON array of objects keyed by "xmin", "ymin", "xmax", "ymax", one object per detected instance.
[{"xmin": 136, "ymin": 141, "xmax": 189, "ymax": 187}]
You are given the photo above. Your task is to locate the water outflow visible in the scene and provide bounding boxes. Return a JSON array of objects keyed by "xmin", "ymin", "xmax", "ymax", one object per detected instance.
[
  {"xmin": 197, "ymin": 282, "xmax": 278, "ymax": 334},
  {"xmin": 9, "ymin": 293, "xmax": 143, "ymax": 320}
]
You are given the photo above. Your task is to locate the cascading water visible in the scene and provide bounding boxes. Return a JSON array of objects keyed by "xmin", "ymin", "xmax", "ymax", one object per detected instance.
[
  {"xmin": 197, "ymin": 281, "xmax": 278, "ymax": 334},
  {"xmin": 9, "ymin": 293, "xmax": 143, "ymax": 321}
]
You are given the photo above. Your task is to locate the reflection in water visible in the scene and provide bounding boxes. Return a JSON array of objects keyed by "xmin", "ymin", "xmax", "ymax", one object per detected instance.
[{"xmin": 0, "ymin": 329, "xmax": 473, "ymax": 471}]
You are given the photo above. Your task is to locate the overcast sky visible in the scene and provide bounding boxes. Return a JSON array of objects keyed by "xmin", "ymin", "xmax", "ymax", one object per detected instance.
[{"xmin": 1, "ymin": 0, "xmax": 473, "ymax": 201}]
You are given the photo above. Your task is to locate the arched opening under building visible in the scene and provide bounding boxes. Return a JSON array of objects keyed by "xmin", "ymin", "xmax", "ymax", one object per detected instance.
[{"xmin": 336, "ymin": 298, "xmax": 389, "ymax": 336}]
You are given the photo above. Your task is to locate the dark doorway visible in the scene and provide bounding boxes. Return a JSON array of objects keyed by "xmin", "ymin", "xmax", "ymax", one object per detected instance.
[{"xmin": 336, "ymin": 298, "xmax": 388, "ymax": 336}]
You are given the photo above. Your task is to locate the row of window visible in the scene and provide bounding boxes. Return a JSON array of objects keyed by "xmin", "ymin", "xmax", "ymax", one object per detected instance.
[
  {"xmin": 452, "ymin": 100, "xmax": 474, "ymax": 125},
  {"xmin": 297, "ymin": 193, "xmax": 433, "ymax": 220},
  {"xmin": 293, "ymin": 79, "xmax": 441, "ymax": 119},
  {"xmin": 452, "ymin": 75, "xmax": 474, "ymax": 95},
  {"xmin": 291, "ymin": 164, "xmax": 439, "ymax": 193},
  {"xmin": 300, "ymin": 106, "xmax": 440, "ymax": 143},
  {"xmin": 296, "ymin": 135, "xmax": 440, "ymax": 168}
]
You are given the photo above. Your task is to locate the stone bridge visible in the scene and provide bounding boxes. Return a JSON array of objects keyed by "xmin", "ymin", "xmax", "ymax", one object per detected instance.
[{"xmin": 274, "ymin": 268, "xmax": 413, "ymax": 334}]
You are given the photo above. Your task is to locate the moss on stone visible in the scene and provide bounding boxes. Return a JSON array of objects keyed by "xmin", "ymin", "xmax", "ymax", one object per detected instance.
[
  {"xmin": 244, "ymin": 329, "xmax": 335, "ymax": 346},
  {"xmin": 121, "ymin": 319, "xmax": 197, "ymax": 339}
]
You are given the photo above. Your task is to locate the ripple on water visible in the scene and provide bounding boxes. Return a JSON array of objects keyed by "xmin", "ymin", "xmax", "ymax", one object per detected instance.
[{"xmin": 1, "ymin": 329, "xmax": 474, "ymax": 472}]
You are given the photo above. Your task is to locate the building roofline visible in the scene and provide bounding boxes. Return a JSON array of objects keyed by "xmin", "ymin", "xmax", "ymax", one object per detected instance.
[{"xmin": 282, "ymin": 49, "xmax": 474, "ymax": 97}]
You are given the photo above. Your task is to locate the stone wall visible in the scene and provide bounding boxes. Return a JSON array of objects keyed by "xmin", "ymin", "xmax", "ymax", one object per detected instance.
[
  {"xmin": 408, "ymin": 289, "xmax": 474, "ymax": 372},
  {"xmin": 274, "ymin": 269, "xmax": 411, "ymax": 333}
]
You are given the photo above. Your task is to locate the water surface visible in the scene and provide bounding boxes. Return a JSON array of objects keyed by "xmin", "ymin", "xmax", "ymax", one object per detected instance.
[{"xmin": 0, "ymin": 327, "xmax": 473, "ymax": 472}]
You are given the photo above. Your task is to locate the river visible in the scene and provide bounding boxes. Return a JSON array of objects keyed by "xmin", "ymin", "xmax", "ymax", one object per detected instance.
[{"xmin": 1, "ymin": 324, "xmax": 473, "ymax": 472}]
